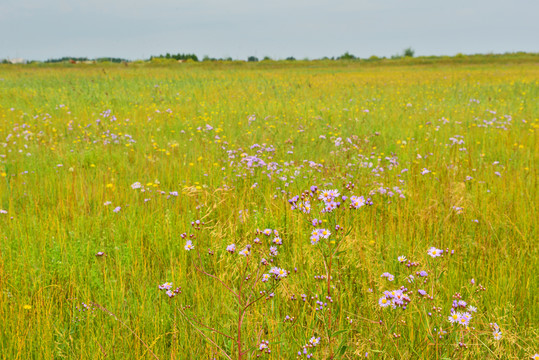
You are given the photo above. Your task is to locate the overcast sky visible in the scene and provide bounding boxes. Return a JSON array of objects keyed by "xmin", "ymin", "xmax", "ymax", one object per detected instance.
[{"xmin": 1, "ymin": 0, "xmax": 538, "ymax": 61}]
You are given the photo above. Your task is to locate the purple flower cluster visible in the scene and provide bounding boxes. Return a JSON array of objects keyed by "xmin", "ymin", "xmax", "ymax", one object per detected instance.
[
  {"xmin": 297, "ymin": 336, "xmax": 321, "ymax": 358},
  {"xmin": 380, "ymin": 272, "xmax": 395, "ymax": 281},
  {"xmin": 191, "ymin": 219, "xmax": 204, "ymax": 230},
  {"xmin": 158, "ymin": 282, "xmax": 182, "ymax": 298},
  {"xmin": 490, "ymin": 323, "xmax": 502, "ymax": 340},
  {"xmin": 309, "ymin": 228, "xmax": 331, "ymax": 245},
  {"xmin": 258, "ymin": 340, "xmax": 271, "ymax": 353},
  {"xmin": 379, "ymin": 289, "xmax": 411, "ymax": 309},
  {"xmin": 448, "ymin": 310, "xmax": 472, "ymax": 327},
  {"xmin": 349, "ymin": 195, "xmax": 366, "ymax": 209},
  {"xmin": 269, "ymin": 267, "xmax": 288, "ymax": 279},
  {"xmin": 289, "ymin": 187, "xmax": 359, "ymax": 214}
]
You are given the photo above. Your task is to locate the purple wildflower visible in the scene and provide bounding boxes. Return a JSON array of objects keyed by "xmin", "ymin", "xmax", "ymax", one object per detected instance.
[
  {"xmin": 159, "ymin": 282, "xmax": 173, "ymax": 290},
  {"xmin": 427, "ymin": 247, "xmax": 443, "ymax": 258},
  {"xmin": 184, "ymin": 240, "xmax": 194, "ymax": 251},
  {"xmin": 258, "ymin": 340, "xmax": 270, "ymax": 352},
  {"xmin": 379, "ymin": 296, "xmax": 391, "ymax": 307}
]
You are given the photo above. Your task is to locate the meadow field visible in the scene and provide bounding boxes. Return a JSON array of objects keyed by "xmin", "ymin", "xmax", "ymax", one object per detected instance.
[{"xmin": 0, "ymin": 60, "xmax": 537, "ymax": 359}]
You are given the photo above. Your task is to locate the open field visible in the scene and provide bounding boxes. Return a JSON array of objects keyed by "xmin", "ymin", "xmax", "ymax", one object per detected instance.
[{"xmin": 0, "ymin": 61, "xmax": 537, "ymax": 359}]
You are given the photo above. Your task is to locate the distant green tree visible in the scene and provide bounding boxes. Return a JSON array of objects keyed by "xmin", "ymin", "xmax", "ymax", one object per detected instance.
[
  {"xmin": 403, "ymin": 47, "xmax": 415, "ymax": 57},
  {"xmin": 247, "ymin": 56, "xmax": 259, "ymax": 62},
  {"xmin": 285, "ymin": 56, "xmax": 296, "ymax": 61},
  {"xmin": 338, "ymin": 52, "xmax": 356, "ymax": 60}
]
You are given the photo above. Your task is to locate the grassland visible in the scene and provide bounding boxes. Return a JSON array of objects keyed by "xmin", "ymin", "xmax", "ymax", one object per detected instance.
[{"xmin": 0, "ymin": 60, "xmax": 537, "ymax": 359}]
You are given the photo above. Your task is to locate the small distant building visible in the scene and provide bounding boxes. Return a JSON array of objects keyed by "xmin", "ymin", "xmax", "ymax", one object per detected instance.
[{"xmin": 9, "ymin": 58, "xmax": 27, "ymax": 64}]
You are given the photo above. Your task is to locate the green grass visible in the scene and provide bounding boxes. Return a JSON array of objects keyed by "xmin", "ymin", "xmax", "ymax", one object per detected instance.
[{"xmin": 0, "ymin": 61, "xmax": 537, "ymax": 359}]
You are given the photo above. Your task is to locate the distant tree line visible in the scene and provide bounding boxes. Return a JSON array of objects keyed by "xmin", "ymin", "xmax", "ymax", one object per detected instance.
[
  {"xmin": 44, "ymin": 57, "xmax": 128, "ymax": 63},
  {"xmin": 150, "ymin": 53, "xmax": 200, "ymax": 61},
  {"xmin": 41, "ymin": 49, "xmax": 415, "ymax": 63},
  {"xmin": 45, "ymin": 57, "xmax": 90, "ymax": 63},
  {"xmin": 4, "ymin": 50, "xmax": 539, "ymax": 65}
]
